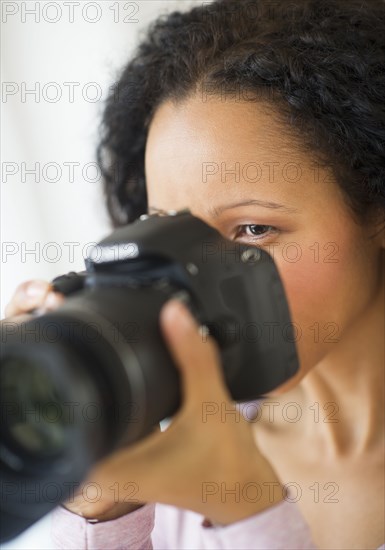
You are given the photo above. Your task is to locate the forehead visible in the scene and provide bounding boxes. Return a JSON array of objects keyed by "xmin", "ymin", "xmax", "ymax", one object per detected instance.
[
  {"xmin": 144, "ymin": 95, "xmax": 334, "ymax": 213},
  {"xmin": 145, "ymin": 96, "xmax": 297, "ymax": 165}
]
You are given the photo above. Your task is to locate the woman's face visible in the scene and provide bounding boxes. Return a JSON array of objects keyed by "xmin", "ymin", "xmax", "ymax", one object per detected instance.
[{"xmin": 145, "ymin": 96, "xmax": 383, "ymax": 392}]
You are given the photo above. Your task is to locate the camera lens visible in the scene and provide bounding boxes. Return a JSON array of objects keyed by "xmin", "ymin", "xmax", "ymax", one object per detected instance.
[{"xmin": 0, "ymin": 357, "xmax": 67, "ymax": 456}]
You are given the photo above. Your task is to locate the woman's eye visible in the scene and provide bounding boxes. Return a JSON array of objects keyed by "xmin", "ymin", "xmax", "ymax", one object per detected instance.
[{"xmin": 233, "ymin": 224, "xmax": 276, "ymax": 241}]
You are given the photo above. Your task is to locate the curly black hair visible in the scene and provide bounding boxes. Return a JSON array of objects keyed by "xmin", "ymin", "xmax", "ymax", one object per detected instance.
[{"xmin": 97, "ymin": 0, "xmax": 385, "ymax": 227}]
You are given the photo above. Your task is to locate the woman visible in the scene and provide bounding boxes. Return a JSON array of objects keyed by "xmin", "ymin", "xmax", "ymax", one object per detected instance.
[{"xmin": 5, "ymin": 0, "xmax": 384, "ymax": 548}]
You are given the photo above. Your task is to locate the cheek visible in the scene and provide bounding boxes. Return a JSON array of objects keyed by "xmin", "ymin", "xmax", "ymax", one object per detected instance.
[
  {"xmin": 273, "ymin": 236, "xmax": 376, "ymax": 373},
  {"xmin": 283, "ymin": 260, "xmax": 340, "ymax": 339}
]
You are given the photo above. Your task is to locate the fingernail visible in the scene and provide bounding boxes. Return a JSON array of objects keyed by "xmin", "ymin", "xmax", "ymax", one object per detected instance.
[
  {"xmin": 163, "ymin": 299, "xmax": 196, "ymax": 329},
  {"xmin": 44, "ymin": 292, "xmax": 61, "ymax": 309},
  {"xmin": 162, "ymin": 298, "xmax": 182, "ymax": 318},
  {"xmin": 25, "ymin": 281, "xmax": 48, "ymax": 299}
]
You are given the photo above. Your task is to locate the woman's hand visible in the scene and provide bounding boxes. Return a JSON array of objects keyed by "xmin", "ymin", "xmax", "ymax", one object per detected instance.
[
  {"xmin": 4, "ymin": 283, "xmax": 284, "ymax": 524},
  {"xmin": 69, "ymin": 298, "xmax": 284, "ymax": 525},
  {"xmin": 4, "ymin": 279, "xmax": 65, "ymax": 318}
]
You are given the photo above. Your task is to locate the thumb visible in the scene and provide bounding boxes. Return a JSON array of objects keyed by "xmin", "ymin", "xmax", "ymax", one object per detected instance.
[{"xmin": 159, "ymin": 299, "xmax": 230, "ymax": 405}]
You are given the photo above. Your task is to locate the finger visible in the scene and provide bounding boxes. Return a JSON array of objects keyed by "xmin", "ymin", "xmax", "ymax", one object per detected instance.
[
  {"xmin": 4, "ymin": 280, "xmax": 52, "ymax": 317},
  {"xmin": 4, "ymin": 281, "xmax": 65, "ymax": 318},
  {"xmin": 159, "ymin": 299, "xmax": 230, "ymax": 405}
]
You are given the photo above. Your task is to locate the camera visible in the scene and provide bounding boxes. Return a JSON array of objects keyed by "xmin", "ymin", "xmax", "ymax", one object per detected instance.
[{"xmin": 0, "ymin": 210, "xmax": 298, "ymax": 542}]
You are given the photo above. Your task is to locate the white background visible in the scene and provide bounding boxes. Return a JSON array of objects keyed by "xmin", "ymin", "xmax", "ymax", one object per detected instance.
[{"xmin": 1, "ymin": 1, "xmax": 197, "ymax": 547}]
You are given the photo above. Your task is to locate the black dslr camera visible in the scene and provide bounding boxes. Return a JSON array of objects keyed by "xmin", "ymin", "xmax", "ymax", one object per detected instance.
[{"xmin": 0, "ymin": 210, "xmax": 298, "ymax": 542}]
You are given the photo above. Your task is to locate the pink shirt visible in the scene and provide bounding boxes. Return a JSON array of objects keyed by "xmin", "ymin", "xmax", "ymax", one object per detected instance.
[{"xmin": 51, "ymin": 499, "xmax": 385, "ymax": 550}]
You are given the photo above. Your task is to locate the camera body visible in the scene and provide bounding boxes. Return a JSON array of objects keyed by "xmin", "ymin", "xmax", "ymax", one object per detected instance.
[{"xmin": 0, "ymin": 210, "xmax": 298, "ymax": 542}]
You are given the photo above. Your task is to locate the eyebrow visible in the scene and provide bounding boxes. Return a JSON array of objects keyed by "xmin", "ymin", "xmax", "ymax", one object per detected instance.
[
  {"xmin": 148, "ymin": 200, "xmax": 298, "ymax": 217},
  {"xmin": 208, "ymin": 199, "xmax": 299, "ymax": 217}
]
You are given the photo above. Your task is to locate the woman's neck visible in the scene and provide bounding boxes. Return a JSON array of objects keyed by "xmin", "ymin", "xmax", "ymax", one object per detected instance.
[{"xmin": 269, "ymin": 283, "xmax": 384, "ymax": 459}]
